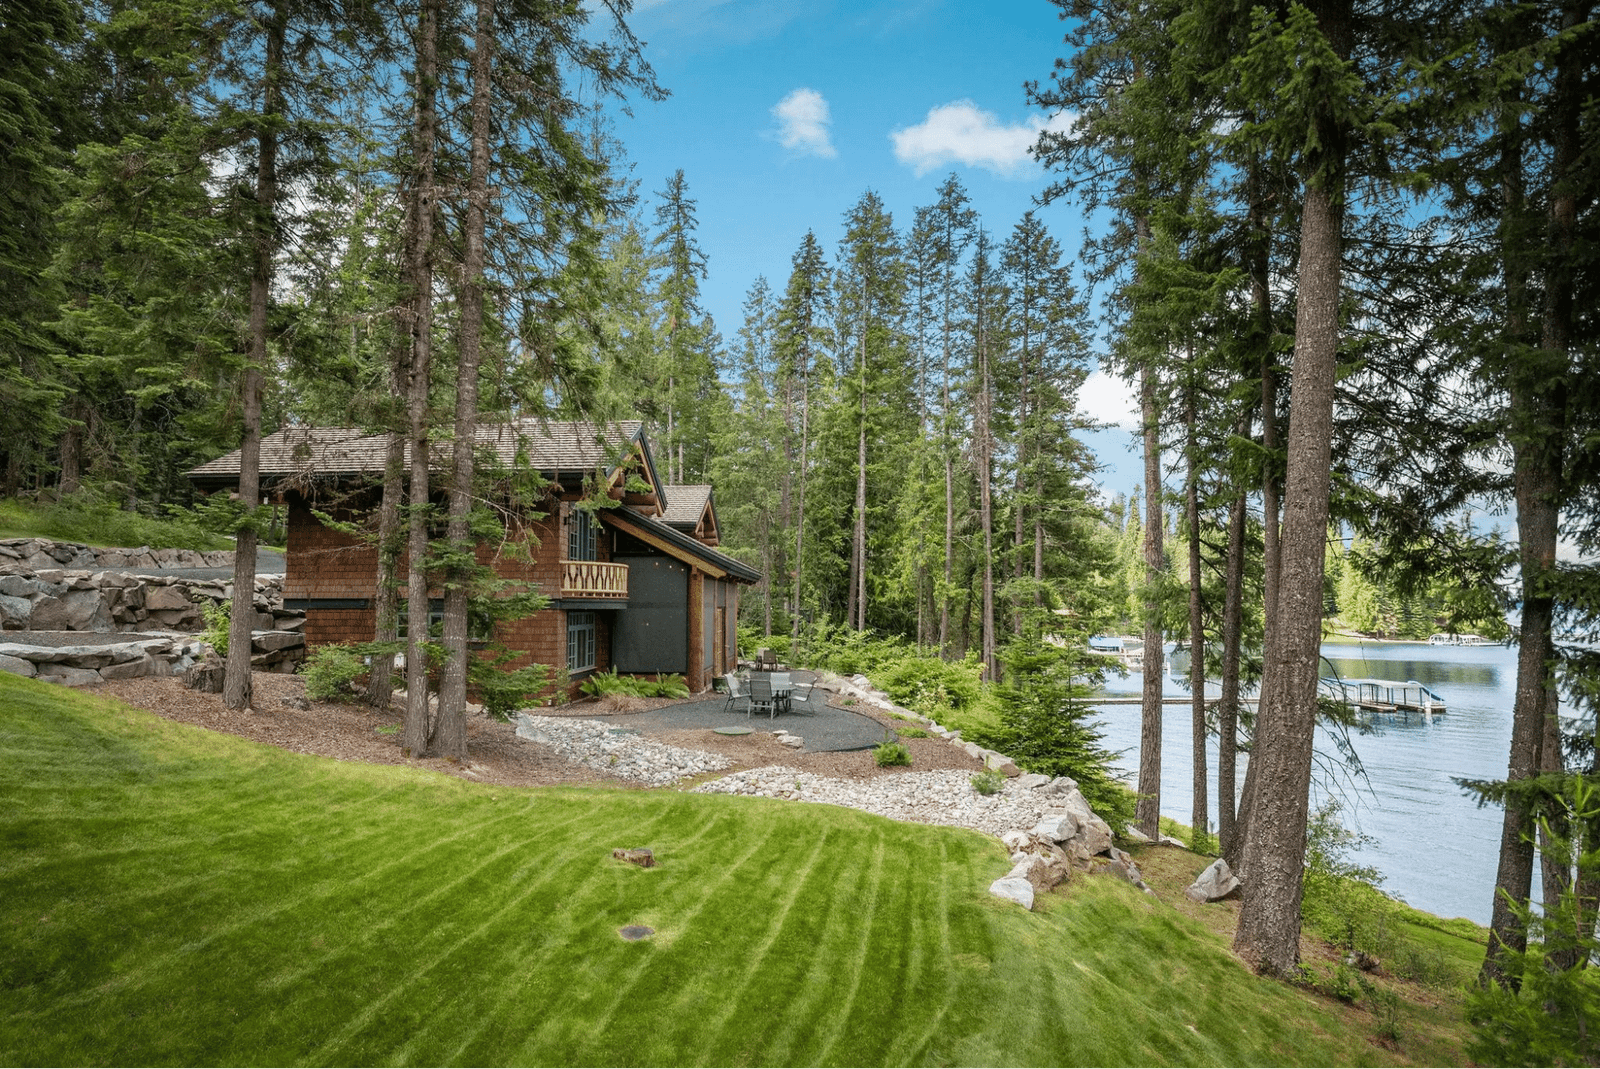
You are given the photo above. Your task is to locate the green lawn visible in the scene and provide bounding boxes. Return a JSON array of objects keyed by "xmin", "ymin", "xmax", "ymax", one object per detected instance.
[{"xmin": 0, "ymin": 671, "xmax": 1441, "ymax": 1066}]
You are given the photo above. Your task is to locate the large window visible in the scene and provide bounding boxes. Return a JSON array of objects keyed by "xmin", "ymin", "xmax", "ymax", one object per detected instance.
[
  {"xmin": 567, "ymin": 611, "xmax": 597, "ymax": 673},
  {"xmin": 568, "ymin": 507, "xmax": 598, "ymax": 561}
]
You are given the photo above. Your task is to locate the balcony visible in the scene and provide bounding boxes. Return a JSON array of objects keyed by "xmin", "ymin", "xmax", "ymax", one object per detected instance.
[{"xmin": 561, "ymin": 560, "xmax": 629, "ymax": 600}]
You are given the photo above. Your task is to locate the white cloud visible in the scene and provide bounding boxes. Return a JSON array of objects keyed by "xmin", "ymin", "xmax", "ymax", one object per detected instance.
[
  {"xmin": 890, "ymin": 100, "xmax": 1075, "ymax": 177},
  {"xmin": 1076, "ymin": 368, "xmax": 1140, "ymax": 430},
  {"xmin": 770, "ymin": 88, "xmax": 837, "ymax": 158}
]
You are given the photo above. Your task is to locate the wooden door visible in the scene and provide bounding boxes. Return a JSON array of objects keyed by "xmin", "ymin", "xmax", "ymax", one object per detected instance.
[{"xmin": 714, "ymin": 604, "xmax": 727, "ymax": 676}]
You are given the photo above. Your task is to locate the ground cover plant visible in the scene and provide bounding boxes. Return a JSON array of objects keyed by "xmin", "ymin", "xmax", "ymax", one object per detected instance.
[
  {"xmin": 0, "ymin": 495, "xmax": 233, "ymax": 552},
  {"xmin": 0, "ymin": 672, "xmax": 1467, "ymax": 1066}
]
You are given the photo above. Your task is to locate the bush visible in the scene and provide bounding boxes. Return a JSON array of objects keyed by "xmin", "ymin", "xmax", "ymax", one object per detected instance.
[
  {"xmin": 873, "ymin": 739, "xmax": 912, "ymax": 767},
  {"xmin": 199, "ymin": 600, "xmax": 229, "ymax": 657},
  {"xmin": 472, "ymin": 663, "xmax": 550, "ymax": 721},
  {"xmin": 303, "ymin": 644, "xmax": 366, "ymax": 702},
  {"xmin": 877, "ymin": 655, "xmax": 982, "ymax": 718},
  {"xmin": 578, "ymin": 668, "xmax": 690, "ymax": 700},
  {"xmin": 1300, "ymin": 800, "xmax": 1397, "ymax": 961},
  {"xmin": 970, "ymin": 769, "xmax": 1004, "ymax": 795}
]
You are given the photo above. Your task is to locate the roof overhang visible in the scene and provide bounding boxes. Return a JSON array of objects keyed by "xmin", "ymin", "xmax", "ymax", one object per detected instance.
[{"xmin": 599, "ymin": 506, "xmax": 760, "ymax": 584}]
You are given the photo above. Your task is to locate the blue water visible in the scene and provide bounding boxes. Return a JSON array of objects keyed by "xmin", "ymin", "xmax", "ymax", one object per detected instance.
[{"xmin": 1092, "ymin": 638, "xmax": 1524, "ymax": 925}]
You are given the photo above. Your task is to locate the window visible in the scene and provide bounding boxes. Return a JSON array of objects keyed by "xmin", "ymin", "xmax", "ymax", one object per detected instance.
[
  {"xmin": 397, "ymin": 600, "xmax": 493, "ymax": 642},
  {"xmin": 568, "ymin": 507, "xmax": 598, "ymax": 561},
  {"xmin": 567, "ymin": 611, "xmax": 596, "ymax": 673}
]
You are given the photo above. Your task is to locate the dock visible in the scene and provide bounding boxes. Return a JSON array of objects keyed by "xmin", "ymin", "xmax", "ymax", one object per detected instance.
[{"xmin": 1322, "ymin": 677, "xmax": 1446, "ymax": 722}]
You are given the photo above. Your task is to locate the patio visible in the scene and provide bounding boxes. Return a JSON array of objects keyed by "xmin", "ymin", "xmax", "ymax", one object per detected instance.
[{"xmin": 576, "ymin": 671, "xmax": 893, "ymax": 752}]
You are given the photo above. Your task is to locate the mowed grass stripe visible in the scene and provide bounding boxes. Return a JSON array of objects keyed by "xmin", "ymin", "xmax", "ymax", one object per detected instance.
[
  {"xmin": 21, "ymin": 798, "xmax": 540, "ymax": 1014},
  {"xmin": 506, "ymin": 809, "xmax": 781, "ymax": 1063},
  {"xmin": 889, "ymin": 835, "xmax": 976, "ymax": 1066},
  {"xmin": 0, "ymin": 673, "xmax": 1437, "ymax": 1066},
  {"xmin": 747, "ymin": 822, "xmax": 888, "ymax": 1067},
  {"xmin": 684, "ymin": 826, "xmax": 834, "ymax": 1064},
  {"xmin": 319, "ymin": 799, "xmax": 708, "ymax": 1066}
]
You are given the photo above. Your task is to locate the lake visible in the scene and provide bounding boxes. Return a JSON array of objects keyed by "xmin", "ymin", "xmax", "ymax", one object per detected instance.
[{"xmin": 1091, "ymin": 638, "xmax": 1525, "ymax": 925}]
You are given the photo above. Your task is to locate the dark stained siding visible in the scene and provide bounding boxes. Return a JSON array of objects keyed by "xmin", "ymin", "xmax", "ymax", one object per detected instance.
[{"xmin": 611, "ymin": 556, "xmax": 688, "ymax": 674}]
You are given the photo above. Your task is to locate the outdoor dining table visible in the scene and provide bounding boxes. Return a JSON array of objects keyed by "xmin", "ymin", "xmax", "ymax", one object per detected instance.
[{"xmin": 748, "ymin": 671, "xmax": 794, "ymax": 714}]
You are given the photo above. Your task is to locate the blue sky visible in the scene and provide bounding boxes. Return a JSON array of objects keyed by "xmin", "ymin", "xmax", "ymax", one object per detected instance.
[{"xmin": 605, "ymin": 0, "xmax": 1145, "ymax": 498}]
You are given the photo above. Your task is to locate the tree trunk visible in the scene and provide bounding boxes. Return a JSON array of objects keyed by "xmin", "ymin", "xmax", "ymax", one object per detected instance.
[
  {"xmin": 1186, "ymin": 356, "xmax": 1207, "ymax": 847},
  {"xmin": 434, "ymin": 0, "xmax": 494, "ymax": 762},
  {"xmin": 58, "ymin": 396, "xmax": 83, "ymax": 497},
  {"xmin": 1234, "ymin": 176, "xmax": 1344, "ymax": 978},
  {"xmin": 1136, "ymin": 357, "xmax": 1164, "ymax": 840},
  {"xmin": 368, "ymin": 427, "xmax": 406, "ymax": 708},
  {"xmin": 224, "ymin": 5, "xmax": 284, "ymax": 713},
  {"xmin": 401, "ymin": 0, "xmax": 439, "ymax": 759},
  {"xmin": 978, "ymin": 283, "xmax": 996, "ymax": 682},
  {"xmin": 1218, "ymin": 477, "xmax": 1248, "ymax": 858},
  {"xmin": 792, "ymin": 353, "xmax": 809, "ymax": 651},
  {"xmin": 1481, "ymin": 2, "xmax": 1576, "ymax": 986}
]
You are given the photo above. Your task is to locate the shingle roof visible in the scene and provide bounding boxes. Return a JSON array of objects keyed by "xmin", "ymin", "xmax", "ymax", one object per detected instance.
[
  {"xmin": 188, "ymin": 420, "xmax": 647, "ymax": 485},
  {"xmin": 659, "ymin": 484, "xmax": 712, "ymax": 528}
]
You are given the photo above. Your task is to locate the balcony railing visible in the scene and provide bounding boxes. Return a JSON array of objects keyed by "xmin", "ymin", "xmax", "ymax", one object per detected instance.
[{"xmin": 561, "ymin": 560, "xmax": 629, "ymax": 600}]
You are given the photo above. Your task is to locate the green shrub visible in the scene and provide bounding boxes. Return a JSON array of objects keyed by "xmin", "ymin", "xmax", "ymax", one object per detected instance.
[
  {"xmin": 873, "ymin": 739, "xmax": 912, "ymax": 768},
  {"xmin": 967, "ymin": 632, "xmax": 1130, "ymax": 833},
  {"xmin": 878, "ymin": 654, "xmax": 982, "ymax": 717},
  {"xmin": 472, "ymin": 662, "xmax": 550, "ymax": 721},
  {"xmin": 970, "ymin": 769, "xmax": 1004, "ymax": 795},
  {"xmin": 303, "ymin": 644, "xmax": 367, "ymax": 702},
  {"xmin": 897, "ymin": 726, "xmax": 929, "ymax": 738},
  {"xmin": 200, "ymin": 600, "xmax": 229, "ymax": 656},
  {"xmin": 1300, "ymin": 800, "xmax": 1397, "ymax": 960}
]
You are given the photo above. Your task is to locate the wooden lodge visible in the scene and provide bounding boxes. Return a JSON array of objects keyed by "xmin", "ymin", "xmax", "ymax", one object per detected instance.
[{"xmin": 188, "ymin": 421, "xmax": 760, "ymax": 697}]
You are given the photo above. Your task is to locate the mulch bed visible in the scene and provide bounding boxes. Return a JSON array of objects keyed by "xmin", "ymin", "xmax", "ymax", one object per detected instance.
[{"xmin": 91, "ymin": 672, "xmax": 987, "ymax": 789}]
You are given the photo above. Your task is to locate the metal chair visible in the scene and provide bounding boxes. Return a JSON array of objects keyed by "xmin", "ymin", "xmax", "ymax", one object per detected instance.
[
  {"xmin": 721, "ymin": 673, "xmax": 745, "ymax": 714},
  {"xmin": 771, "ymin": 672, "xmax": 792, "ymax": 714},
  {"xmin": 747, "ymin": 676, "xmax": 776, "ymax": 719}
]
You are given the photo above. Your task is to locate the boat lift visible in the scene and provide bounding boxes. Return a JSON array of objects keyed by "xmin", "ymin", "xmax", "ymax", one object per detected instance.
[{"xmin": 1320, "ymin": 675, "xmax": 1447, "ymax": 723}]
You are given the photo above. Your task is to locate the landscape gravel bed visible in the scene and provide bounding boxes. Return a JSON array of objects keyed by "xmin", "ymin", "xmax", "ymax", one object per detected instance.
[
  {"xmin": 514, "ymin": 714, "xmax": 733, "ymax": 787},
  {"xmin": 692, "ymin": 766, "xmax": 1054, "ymax": 837}
]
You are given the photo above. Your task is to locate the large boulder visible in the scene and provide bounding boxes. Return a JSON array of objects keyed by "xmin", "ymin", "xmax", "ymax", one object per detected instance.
[
  {"xmin": 142, "ymin": 583, "xmax": 194, "ymax": 612},
  {"xmin": 0, "ymin": 575, "xmax": 48, "ymax": 598},
  {"xmin": 30, "ymin": 589, "xmax": 113, "ymax": 632},
  {"xmin": 989, "ymin": 873, "xmax": 1035, "ymax": 911},
  {"xmin": 0, "ymin": 593, "xmax": 31, "ymax": 629},
  {"xmin": 983, "ymin": 752, "xmax": 1022, "ymax": 777},
  {"xmin": 0, "ymin": 653, "xmax": 35, "ymax": 677},
  {"xmin": 36, "ymin": 665, "xmax": 103, "ymax": 687},
  {"xmin": 100, "ymin": 655, "xmax": 158, "ymax": 680},
  {"xmin": 1030, "ymin": 810, "xmax": 1081, "ymax": 844},
  {"xmin": 1185, "ymin": 858, "xmax": 1242, "ymax": 903}
]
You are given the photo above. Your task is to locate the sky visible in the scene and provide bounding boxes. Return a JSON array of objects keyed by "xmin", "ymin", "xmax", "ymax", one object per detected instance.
[{"xmin": 602, "ymin": 0, "xmax": 1145, "ymax": 500}]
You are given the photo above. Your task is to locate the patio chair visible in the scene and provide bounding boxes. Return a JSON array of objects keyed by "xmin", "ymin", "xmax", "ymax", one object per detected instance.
[
  {"xmin": 771, "ymin": 672, "xmax": 792, "ymax": 714},
  {"xmin": 747, "ymin": 677, "xmax": 776, "ymax": 719},
  {"xmin": 721, "ymin": 673, "xmax": 745, "ymax": 714}
]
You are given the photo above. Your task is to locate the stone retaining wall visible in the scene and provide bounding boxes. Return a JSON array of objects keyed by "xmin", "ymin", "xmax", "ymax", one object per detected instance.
[
  {"xmin": 0, "ymin": 630, "xmax": 304, "ymax": 685},
  {"xmin": 0, "ymin": 538, "xmax": 234, "ymax": 573},
  {"xmin": 0, "ymin": 539, "xmax": 306, "ymax": 684}
]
